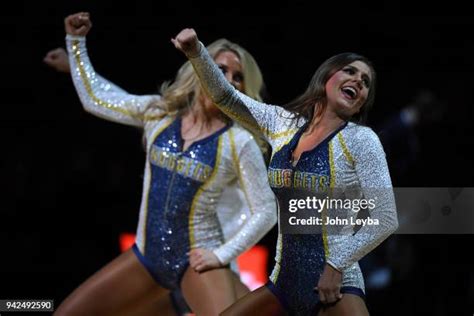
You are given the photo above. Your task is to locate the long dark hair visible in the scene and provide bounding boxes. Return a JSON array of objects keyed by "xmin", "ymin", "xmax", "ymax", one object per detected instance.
[{"xmin": 284, "ymin": 52, "xmax": 376, "ymax": 126}]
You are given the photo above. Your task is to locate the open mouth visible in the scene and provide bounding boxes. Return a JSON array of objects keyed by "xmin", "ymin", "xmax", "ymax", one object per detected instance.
[{"xmin": 341, "ymin": 86, "xmax": 357, "ymax": 100}]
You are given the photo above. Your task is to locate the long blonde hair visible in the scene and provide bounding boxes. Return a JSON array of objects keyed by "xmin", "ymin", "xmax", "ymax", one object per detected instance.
[
  {"xmin": 143, "ymin": 39, "xmax": 270, "ymax": 159},
  {"xmin": 148, "ymin": 38, "xmax": 264, "ymax": 119}
]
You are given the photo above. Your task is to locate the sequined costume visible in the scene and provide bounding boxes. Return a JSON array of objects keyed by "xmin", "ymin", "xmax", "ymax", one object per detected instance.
[
  {"xmin": 216, "ymin": 182, "xmax": 253, "ymax": 273},
  {"xmin": 66, "ymin": 35, "xmax": 277, "ymax": 290},
  {"xmin": 187, "ymin": 42, "xmax": 399, "ymax": 314}
]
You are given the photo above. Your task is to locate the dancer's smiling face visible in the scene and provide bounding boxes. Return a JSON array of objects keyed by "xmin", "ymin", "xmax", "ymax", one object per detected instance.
[{"xmin": 325, "ymin": 61, "xmax": 372, "ymax": 119}]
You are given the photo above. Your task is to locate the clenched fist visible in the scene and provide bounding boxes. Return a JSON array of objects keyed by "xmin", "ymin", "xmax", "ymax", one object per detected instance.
[
  {"xmin": 64, "ymin": 12, "xmax": 92, "ymax": 37},
  {"xmin": 171, "ymin": 28, "xmax": 201, "ymax": 57},
  {"xmin": 43, "ymin": 48, "xmax": 70, "ymax": 73}
]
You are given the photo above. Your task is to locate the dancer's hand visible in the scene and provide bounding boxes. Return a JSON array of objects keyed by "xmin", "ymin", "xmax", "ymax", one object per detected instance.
[
  {"xmin": 171, "ymin": 28, "xmax": 200, "ymax": 57},
  {"xmin": 65, "ymin": 12, "xmax": 92, "ymax": 36},
  {"xmin": 188, "ymin": 248, "xmax": 222, "ymax": 272},
  {"xmin": 315, "ymin": 263, "xmax": 343, "ymax": 305},
  {"xmin": 43, "ymin": 48, "xmax": 70, "ymax": 73}
]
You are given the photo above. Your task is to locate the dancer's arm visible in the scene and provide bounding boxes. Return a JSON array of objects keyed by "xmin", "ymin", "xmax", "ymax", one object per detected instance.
[
  {"xmin": 173, "ymin": 28, "xmax": 299, "ymax": 146},
  {"xmin": 65, "ymin": 12, "xmax": 162, "ymax": 127},
  {"xmin": 326, "ymin": 127, "xmax": 399, "ymax": 271},
  {"xmin": 212, "ymin": 132, "xmax": 277, "ymax": 265}
]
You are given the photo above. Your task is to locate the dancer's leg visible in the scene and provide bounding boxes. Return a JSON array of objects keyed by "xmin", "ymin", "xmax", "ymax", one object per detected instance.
[
  {"xmin": 181, "ymin": 266, "xmax": 236, "ymax": 316},
  {"xmin": 54, "ymin": 249, "xmax": 168, "ymax": 316},
  {"xmin": 220, "ymin": 285, "xmax": 287, "ymax": 316}
]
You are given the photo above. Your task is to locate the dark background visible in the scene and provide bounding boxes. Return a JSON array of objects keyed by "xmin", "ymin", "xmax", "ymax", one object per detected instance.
[{"xmin": 2, "ymin": 1, "xmax": 474, "ymax": 315}]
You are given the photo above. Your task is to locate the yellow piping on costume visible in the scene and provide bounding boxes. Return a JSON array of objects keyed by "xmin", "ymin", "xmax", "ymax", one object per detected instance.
[
  {"xmin": 338, "ymin": 133, "xmax": 354, "ymax": 166},
  {"xmin": 265, "ymin": 128, "xmax": 298, "ymax": 140},
  {"xmin": 270, "ymin": 233, "xmax": 283, "ymax": 283},
  {"xmin": 270, "ymin": 137, "xmax": 294, "ymax": 161},
  {"xmin": 72, "ymin": 40, "xmax": 164, "ymax": 122}
]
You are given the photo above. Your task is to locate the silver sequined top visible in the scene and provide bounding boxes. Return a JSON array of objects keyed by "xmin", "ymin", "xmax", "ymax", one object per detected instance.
[
  {"xmin": 66, "ymin": 35, "xmax": 277, "ymax": 265},
  {"xmin": 187, "ymin": 42, "xmax": 399, "ymax": 289}
]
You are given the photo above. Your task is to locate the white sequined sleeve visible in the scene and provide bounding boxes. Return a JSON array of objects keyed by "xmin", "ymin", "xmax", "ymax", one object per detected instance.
[
  {"xmin": 188, "ymin": 42, "xmax": 299, "ymax": 147},
  {"xmin": 66, "ymin": 35, "xmax": 161, "ymax": 127},
  {"xmin": 327, "ymin": 128, "xmax": 399, "ymax": 271},
  {"xmin": 213, "ymin": 132, "xmax": 277, "ymax": 264}
]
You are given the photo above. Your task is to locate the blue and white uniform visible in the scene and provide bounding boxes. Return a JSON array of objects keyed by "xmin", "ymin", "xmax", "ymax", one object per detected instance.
[
  {"xmin": 187, "ymin": 42, "xmax": 399, "ymax": 314},
  {"xmin": 66, "ymin": 35, "xmax": 277, "ymax": 290}
]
